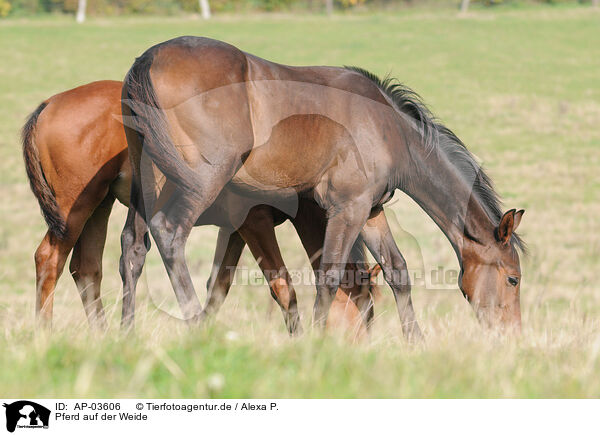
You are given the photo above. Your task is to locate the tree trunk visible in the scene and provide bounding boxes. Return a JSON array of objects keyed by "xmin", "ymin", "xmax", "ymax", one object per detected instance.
[
  {"xmin": 325, "ymin": 0, "xmax": 333, "ymax": 15},
  {"xmin": 460, "ymin": 0, "xmax": 470, "ymax": 13},
  {"xmin": 593, "ymin": 0, "xmax": 599, "ymax": 8},
  {"xmin": 199, "ymin": 0, "xmax": 211, "ymax": 19},
  {"xmin": 76, "ymin": 0, "xmax": 86, "ymax": 23}
]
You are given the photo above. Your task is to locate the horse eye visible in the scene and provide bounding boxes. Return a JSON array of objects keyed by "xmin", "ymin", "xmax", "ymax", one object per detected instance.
[{"xmin": 507, "ymin": 276, "xmax": 519, "ymax": 287}]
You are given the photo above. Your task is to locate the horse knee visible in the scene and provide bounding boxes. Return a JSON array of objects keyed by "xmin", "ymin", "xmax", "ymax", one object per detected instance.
[
  {"xmin": 71, "ymin": 266, "xmax": 102, "ymax": 289},
  {"xmin": 321, "ymin": 268, "xmax": 345, "ymax": 295},
  {"xmin": 120, "ymin": 224, "xmax": 134, "ymax": 248},
  {"xmin": 34, "ymin": 239, "xmax": 67, "ymax": 288},
  {"xmin": 387, "ymin": 250, "xmax": 407, "ymax": 272},
  {"xmin": 68, "ymin": 251, "xmax": 101, "ymax": 280},
  {"xmin": 34, "ymin": 240, "xmax": 53, "ymax": 275},
  {"xmin": 120, "ymin": 227, "xmax": 149, "ymax": 275},
  {"xmin": 156, "ymin": 237, "xmax": 183, "ymax": 266},
  {"xmin": 149, "ymin": 215, "xmax": 180, "ymax": 258},
  {"xmin": 383, "ymin": 256, "xmax": 411, "ymax": 291},
  {"xmin": 119, "ymin": 246, "xmax": 146, "ymax": 281},
  {"xmin": 270, "ymin": 277, "xmax": 291, "ymax": 310}
]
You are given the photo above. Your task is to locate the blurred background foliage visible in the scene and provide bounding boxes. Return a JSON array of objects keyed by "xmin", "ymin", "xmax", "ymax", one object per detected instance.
[{"xmin": 0, "ymin": 0, "xmax": 595, "ymax": 17}]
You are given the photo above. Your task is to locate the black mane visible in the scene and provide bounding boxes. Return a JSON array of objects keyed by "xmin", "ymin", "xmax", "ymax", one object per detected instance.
[{"xmin": 344, "ymin": 66, "xmax": 525, "ymax": 253}]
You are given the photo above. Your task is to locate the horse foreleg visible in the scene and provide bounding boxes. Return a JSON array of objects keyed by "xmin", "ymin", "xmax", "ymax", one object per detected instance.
[
  {"xmin": 313, "ymin": 199, "xmax": 371, "ymax": 329},
  {"xmin": 291, "ymin": 202, "xmax": 368, "ymax": 339},
  {"xmin": 69, "ymin": 195, "xmax": 115, "ymax": 330},
  {"xmin": 361, "ymin": 208, "xmax": 423, "ymax": 342}
]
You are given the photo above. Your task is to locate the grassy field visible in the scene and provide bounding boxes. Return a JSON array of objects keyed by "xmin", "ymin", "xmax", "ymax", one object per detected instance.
[{"xmin": 1, "ymin": 6, "xmax": 599, "ymax": 398}]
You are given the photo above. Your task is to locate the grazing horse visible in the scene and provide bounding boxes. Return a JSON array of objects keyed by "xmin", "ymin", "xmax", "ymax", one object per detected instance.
[
  {"xmin": 121, "ymin": 36, "xmax": 525, "ymax": 338},
  {"xmin": 22, "ymin": 80, "xmax": 381, "ymax": 337}
]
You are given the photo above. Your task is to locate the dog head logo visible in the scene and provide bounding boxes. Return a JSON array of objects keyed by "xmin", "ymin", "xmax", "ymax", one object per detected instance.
[{"xmin": 3, "ymin": 401, "xmax": 50, "ymax": 432}]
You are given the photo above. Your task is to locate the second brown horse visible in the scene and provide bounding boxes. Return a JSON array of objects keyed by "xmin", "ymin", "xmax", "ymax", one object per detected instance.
[{"xmin": 23, "ymin": 80, "xmax": 382, "ymax": 337}]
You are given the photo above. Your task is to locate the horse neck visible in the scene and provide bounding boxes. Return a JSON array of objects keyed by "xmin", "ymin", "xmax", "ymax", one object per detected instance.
[{"xmin": 393, "ymin": 133, "xmax": 496, "ymax": 263}]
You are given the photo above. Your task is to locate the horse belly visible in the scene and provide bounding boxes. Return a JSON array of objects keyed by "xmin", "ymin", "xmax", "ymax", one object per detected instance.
[{"xmin": 231, "ymin": 114, "xmax": 347, "ymax": 195}]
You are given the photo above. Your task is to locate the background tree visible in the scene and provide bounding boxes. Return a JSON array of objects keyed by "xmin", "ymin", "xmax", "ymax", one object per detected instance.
[
  {"xmin": 76, "ymin": 0, "xmax": 86, "ymax": 23},
  {"xmin": 199, "ymin": 0, "xmax": 211, "ymax": 19}
]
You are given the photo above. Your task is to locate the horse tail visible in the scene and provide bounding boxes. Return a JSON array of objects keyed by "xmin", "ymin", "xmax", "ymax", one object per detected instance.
[
  {"xmin": 122, "ymin": 48, "xmax": 203, "ymax": 199},
  {"xmin": 22, "ymin": 102, "xmax": 67, "ymax": 239}
]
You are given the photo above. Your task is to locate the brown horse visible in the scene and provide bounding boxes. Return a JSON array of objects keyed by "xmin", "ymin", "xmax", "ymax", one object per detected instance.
[
  {"xmin": 121, "ymin": 36, "xmax": 525, "ymax": 338},
  {"xmin": 23, "ymin": 80, "xmax": 381, "ymax": 337}
]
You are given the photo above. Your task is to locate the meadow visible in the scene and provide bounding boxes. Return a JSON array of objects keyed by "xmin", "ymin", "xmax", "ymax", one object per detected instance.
[{"xmin": 0, "ymin": 6, "xmax": 599, "ymax": 398}]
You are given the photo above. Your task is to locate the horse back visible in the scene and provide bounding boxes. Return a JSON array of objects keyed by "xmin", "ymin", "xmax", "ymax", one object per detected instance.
[{"xmin": 143, "ymin": 37, "xmax": 394, "ymax": 206}]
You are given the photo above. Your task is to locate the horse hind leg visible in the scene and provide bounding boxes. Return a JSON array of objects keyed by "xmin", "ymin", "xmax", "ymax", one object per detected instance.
[
  {"xmin": 119, "ymin": 181, "xmax": 151, "ymax": 331},
  {"xmin": 69, "ymin": 195, "xmax": 115, "ymax": 330},
  {"xmin": 147, "ymin": 191, "xmax": 204, "ymax": 324},
  {"xmin": 36, "ymin": 187, "xmax": 115, "ymax": 330},
  {"xmin": 34, "ymin": 231, "xmax": 75, "ymax": 329}
]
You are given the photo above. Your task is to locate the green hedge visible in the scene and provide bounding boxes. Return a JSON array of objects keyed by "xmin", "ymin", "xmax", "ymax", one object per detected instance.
[
  {"xmin": 3, "ymin": 0, "xmax": 308, "ymax": 15},
  {"xmin": 1, "ymin": 0, "xmax": 594, "ymax": 17}
]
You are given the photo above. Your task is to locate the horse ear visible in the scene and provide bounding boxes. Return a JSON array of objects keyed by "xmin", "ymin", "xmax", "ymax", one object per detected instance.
[
  {"xmin": 513, "ymin": 209, "xmax": 525, "ymax": 232},
  {"xmin": 496, "ymin": 209, "xmax": 516, "ymax": 244}
]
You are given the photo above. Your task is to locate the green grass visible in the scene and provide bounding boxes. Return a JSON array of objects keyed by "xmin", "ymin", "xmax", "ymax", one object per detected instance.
[{"xmin": 1, "ymin": 7, "xmax": 599, "ymax": 398}]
